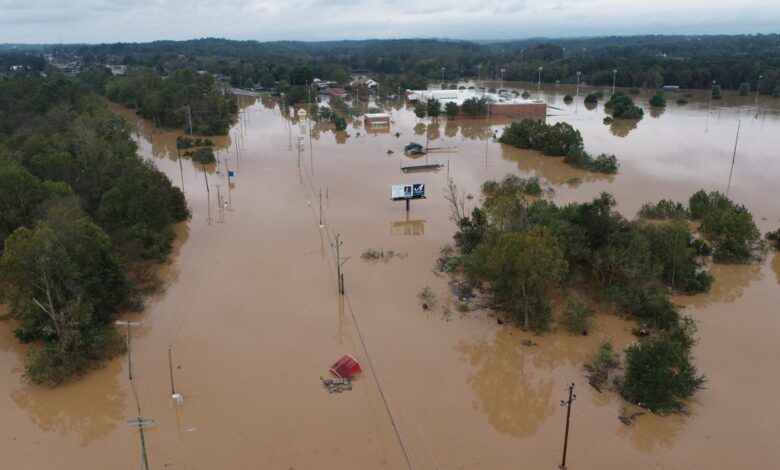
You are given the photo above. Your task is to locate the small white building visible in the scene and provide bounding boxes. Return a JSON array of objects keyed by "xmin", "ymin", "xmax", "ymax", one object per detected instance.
[{"xmin": 109, "ymin": 65, "xmax": 127, "ymax": 76}]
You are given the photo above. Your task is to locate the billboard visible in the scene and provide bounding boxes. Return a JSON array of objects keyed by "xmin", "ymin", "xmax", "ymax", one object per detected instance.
[{"xmin": 391, "ymin": 183, "xmax": 425, "ymax": 201}]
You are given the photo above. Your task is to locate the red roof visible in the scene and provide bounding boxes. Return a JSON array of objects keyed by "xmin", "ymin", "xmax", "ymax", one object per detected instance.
[{"xmin": 329, "ymin": 354, "xmax": 361, "ymax": 378}]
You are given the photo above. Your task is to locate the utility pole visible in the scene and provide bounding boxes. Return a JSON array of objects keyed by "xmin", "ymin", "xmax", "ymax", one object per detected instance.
[
  {"xmin": 223, "ymin": 159, "xmax": 233, "ymax": 210},
  {"xmin": 115, "ymin": 321, "xmax": 141, "ymax": 380},
  {"xmin": 213, "ymin": 184, "xmax": 223, "ymax": 222},
  {"xmin": 234, "ymin": 130, "xmax": 241, "ymax": 172},
  {"xmin": 332, "ymin": 233, "xmax": 349, "ymax": 295},
  {"xmin": 125, "ymin": 417, "xmax": 154, "ymax": 470},
  {"xmin": 559, "ymin": 383, "xmax": 576, "ymax": 470},
  {"xmin": 755, "ymin": 74, "xmax": 763, "ymax": 105},
  {"xmin": 318, "ymin": 189, "xmax": 324, "ymax": 228},
  {"xmin": 187, "ymin": 104, "xmax": 193, "ymax": 136},
  {"xmin": 203, "ymin": 163, "xmax": 212, "ymax": 225},
  {"xmin": 612, "ymin": 69, "xmax": 617, "ymax": 95},
  {"xmin": 537, "ymin": 66, "xmax": 543, "ymax": 98},
  {"xmin": 176, "ymin": 143, "xmax": 185, "ymax": 192},
  {"xmin": 168, "ymin": 346, "xmax": 183, "ymax": 406},
  {"xmin": 707, "ymin": 80, "xmax": 716, "ymax": 132},
  {"xmin": 500, "ymin": 68, "xmax": 506, "ymax": 89},
  {"xmin": 726, "ymin": 120, "xmax": 742, "ymax": 197}
]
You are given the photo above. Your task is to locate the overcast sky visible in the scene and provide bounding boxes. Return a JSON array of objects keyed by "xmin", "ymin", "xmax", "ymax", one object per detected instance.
[{"xmin": 2, "ymin": 0, "xmax": 779, "ymax": 44}]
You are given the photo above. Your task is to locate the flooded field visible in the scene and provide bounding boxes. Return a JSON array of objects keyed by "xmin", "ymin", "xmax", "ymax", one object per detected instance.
[{"xmin": 2, "ymin": 82, "xmax": 779, "ymax": 469}]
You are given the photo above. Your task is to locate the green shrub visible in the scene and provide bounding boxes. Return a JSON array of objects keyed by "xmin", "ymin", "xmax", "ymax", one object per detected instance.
[
  {"xmin": 584, "ymin": 93, "xmax": 598, "ymax": 104},
  {"xmin": 188, "ymin": 147, "xmax": 215, "ymax": 164},
  {"xmin": 649, "ymin": 92, "xmax": 666, "ymax": 108},
  {"xmin": 676, "ymin": 98, "xmax": 689, "ymax": 105},
  {"xmin": 563, "ymin": 94, "xmax": 573, "ymax": 102},
  {"xmin": 688, "ymin": 190, "xmax": 764, "ymax": 263},
  {"xmin": 638, "ymin": 199, "xmax": 688, "ymax": 220},
  {"xmin": 605, "ymin": 92, "xmax": 644, "ymax": 119},
  {"xmin": 620, "ymin": 331, "xmax": 705, "ymax": 414},
  {"xmin": 499, "ymin": 120, "xmax": 583, "ymax": 157},
  {"xmin": 594, "ymin": 341, "xmax": 619, "ymax": 373},
  {"xmin": 561, "ymin": 299, "xmax": 595, "ymax": 332},
  {"xmin": 768, "ymin": 229, "xmax": 780, "ymax": 249}
]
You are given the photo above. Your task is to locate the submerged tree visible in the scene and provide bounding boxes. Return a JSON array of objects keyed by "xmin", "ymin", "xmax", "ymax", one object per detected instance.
[
  {"xmin": 605, "ymin": 92, "xmax": 644, "ymax": 119},
  {"xmin": 1, "ymin": 200, "xmax": 128, "ymax": 386},
  {"xmin": 444, "ymin": 101, "xmax": 459, "ymax": 118},
  {"xmin": 621, "ymin": 322, "xmax": 705, "ymax": 414},
  {"xmin": 466, "ymin": 227, "xmax": 567, "ymax": 331}
]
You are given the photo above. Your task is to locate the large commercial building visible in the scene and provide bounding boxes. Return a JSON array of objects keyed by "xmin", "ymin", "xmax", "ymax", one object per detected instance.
[{"xmin": 406, "ymin": 89, "xmax": 546, "ymax": 118}]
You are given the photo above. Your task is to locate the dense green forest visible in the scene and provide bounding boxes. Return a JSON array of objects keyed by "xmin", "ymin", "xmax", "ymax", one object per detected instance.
[
  {"xmin": 445, "ymin": 175, "xmax": 766, "ymax": 412},
  {"xmin": 0, "ymin": 75, "xmax": 189, "ymax": 385},
  {"xmin": 22, "ymin": 34, "xmax": 779, "ymax": 95},
  {"xmin": 80, "ymin": 67, "xmax": 237, "ymax": 135}
]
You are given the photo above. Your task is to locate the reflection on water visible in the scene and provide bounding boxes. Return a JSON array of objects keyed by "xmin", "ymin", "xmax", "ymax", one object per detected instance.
[
  {"xmin": 619, "ymin": 407, "xmax": 688, "ymax": 453},
  {"xmin": 455, "ymin": 327, "xmax": 555, "ymax": 437},
  {"xmin": 391, "ymin": 213, "xmax": 425, "ymax": 236},
  {"xmin": 680, "ymin": 262, "xmax": 763, "ymax": 307},
  {"xmin": 609, "ymin": 119, "xmax": 639, "ymax": 138},
  {"xmin": 11, "ymin": 359, "xmax": 126, "ymax": 447},
  {"xmin": 584, "ymin": 102, "xmax": 597, "ymax": 111},
  {"xmin": 649, "ymin": 107, "xmax": 665, "ymax": 119},
  {"xmin": 499, "ymin": 145, "xmax": 614, "ymax": 186}
]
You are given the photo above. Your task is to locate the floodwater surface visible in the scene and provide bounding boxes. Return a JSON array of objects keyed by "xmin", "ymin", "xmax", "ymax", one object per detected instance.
[{"xmin": 1, "ymin": 83, "xmax": 779, "ymax": 469}]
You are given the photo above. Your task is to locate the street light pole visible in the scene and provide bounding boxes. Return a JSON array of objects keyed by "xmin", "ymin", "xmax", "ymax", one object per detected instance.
[
  {"xmin": 576, "ymin": 71, "xmax": 581, "ymax": 97},
  {"xmin": 477, "ymin": 64, "xmax": 482, "ymax": 84},
  {"xmin": 709, "ymin": 80, "xmax": 716, "ymax": 112},
  {"xmin": 755, "ymin": 74, "xmax": 763, "ymax": 105},
  {"xmin": 612, "ymin": 69, "xmax": 617, "ymax": 95},
  {"xmin": 441, "ymin": 66, "xmax": 445, "ymax": 85},
  {"xmin": 537, "ymin": 66, "xmax": 543, "ymax": 98},
  {"xmin": 500, "ymin": 68, "xmax": 506, "ymax": 89}
]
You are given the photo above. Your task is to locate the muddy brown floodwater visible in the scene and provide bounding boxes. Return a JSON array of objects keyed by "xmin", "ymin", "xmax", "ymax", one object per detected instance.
[{"xmin": 2, "ymin": 83, "xmax": 779, "ymax": 469}]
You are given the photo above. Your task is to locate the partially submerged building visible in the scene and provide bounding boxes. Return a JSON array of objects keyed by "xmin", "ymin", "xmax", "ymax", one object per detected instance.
[
  {"xmin": 364, "ymin": 113, "xmax": 391, "ymax": 131},
  {"xmin": 406, "ymin": 89, "xmax": 546, "ymax": 118}
]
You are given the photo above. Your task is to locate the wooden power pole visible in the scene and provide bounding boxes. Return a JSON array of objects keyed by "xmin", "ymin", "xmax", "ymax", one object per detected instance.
[
  {"xmin": 125, "ymin": 417, "xmax": 154, "ymax": 470},
  {"xmin": 559, "ymin": 383, "xmax": 576, "ymax": 469}
]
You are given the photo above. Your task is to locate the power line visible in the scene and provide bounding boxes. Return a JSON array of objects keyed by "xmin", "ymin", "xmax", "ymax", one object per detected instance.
[
  {"xmin": 125, "ymin": 417, "xmax": 154, "ymax": 470},
  {"xmin": 297, "ymin": 136, "xmax": 414, "ymax": 469}
]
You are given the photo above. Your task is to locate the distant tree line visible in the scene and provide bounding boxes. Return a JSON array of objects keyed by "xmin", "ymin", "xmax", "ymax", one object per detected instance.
[
  {"xmin": 0, "ymin": 75, "xmax": 189, "ymax": 386},
  {"xmin": 33, "ymin": 35, "xmax": 780, "ymax": 96}
]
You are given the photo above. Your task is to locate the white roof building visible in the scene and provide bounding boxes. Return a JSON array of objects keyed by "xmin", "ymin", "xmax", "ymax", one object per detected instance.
[{"xmin": 406, "ymin": 89, "xmax": 544, "ymax": 106}]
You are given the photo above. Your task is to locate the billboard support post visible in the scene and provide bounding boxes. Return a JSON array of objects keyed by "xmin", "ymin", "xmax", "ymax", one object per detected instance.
[{"xmin": 406, "ymin": 199, "xmax": 410, "ymax": 212}]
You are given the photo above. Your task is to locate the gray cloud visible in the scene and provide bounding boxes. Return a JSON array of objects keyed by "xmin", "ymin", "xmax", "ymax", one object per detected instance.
[{"xmin": 0, "ymin": 0, "xmax": 778, "ymax": 43}]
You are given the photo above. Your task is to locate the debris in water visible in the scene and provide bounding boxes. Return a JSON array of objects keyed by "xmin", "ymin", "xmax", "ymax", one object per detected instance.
[
  {"xmin": 496, "ymin": 318, "xmax": 504, "ymax": 325},
  {"xmin": 321, "ymin": 376, "xmax": 353, "ymax": 393},
  {"xmin": 329, "ymin": 354, "xmax": 362, "ymax": 378},
  {"xmin": 618, "ymin": 412, "xmax": 645, "ymax": 426},
  {"xmin": 520, "ymin": 339, "xmax": 537, "ymax": 347}
]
